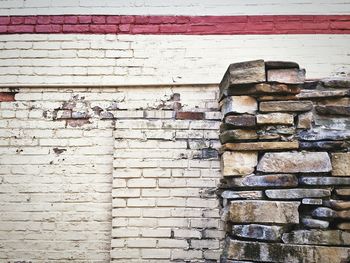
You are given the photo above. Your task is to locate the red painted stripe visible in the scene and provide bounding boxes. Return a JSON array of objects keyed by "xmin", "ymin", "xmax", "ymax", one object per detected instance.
[{"xmin": 0, "ymin": 15, "xmax": 349, "ymax": 35}]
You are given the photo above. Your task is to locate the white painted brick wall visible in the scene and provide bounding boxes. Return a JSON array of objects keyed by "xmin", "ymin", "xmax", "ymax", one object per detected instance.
[
  {"xmin": 0, "ymin": 34, "xmax": 349, "ymax": 86},
  {"xmin": 0, "ymin": 0, "xmax": 349, "ymax": 15},
  {"xmin": 0, "ymin": 85, "xmax": 223, "ymax": 262}
]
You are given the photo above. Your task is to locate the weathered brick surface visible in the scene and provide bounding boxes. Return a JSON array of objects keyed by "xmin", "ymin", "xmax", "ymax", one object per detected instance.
[{"xmin": 0, "ymin": 85, "xmax": 223, "ymax": 262}]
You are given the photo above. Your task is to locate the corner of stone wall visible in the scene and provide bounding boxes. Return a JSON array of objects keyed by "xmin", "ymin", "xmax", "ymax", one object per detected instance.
[{"xmin": 218, "ymin": 60, "xmax": 350, "ymax": 262}]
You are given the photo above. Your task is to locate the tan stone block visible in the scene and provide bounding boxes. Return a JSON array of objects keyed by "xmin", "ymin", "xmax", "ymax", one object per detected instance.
[
  {"xmin": 297, "ymin": 111, "xmax": 313, "ymax": 129},
  {"xmin": 221, "ymin": 141, "xmax": 299, "ymax": 151},
  {"xmin": 332, "ymin": 153, "xmax": 350, "ymax": 176},
  {"xmin": 256, "ymin": 113, "xmax": 294, "ymax": 125},
  {"xmin": 260, "ymin": 100, "xmax": 313, "ymax": 112},
  {"xmin": 267, "ymin": 68, "xmax": 305, "ymax": 84},
  {"xmin": 220, "ymin": 151, "xmax": 258, "ymax": 176},
  {"xmin": 220, "ymin": 96, "xmax": 257, "ymax": 116}
]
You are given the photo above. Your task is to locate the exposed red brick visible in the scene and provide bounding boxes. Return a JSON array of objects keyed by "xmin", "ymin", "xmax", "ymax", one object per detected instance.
[
  {"xmin": 0, "ymin": 92, "xmax": 16, "ymax": 102},
  {"xmin": 37, "ymin": 15, "xmax": 51, "ymax": 24},
  {"xmin": 64, "ymin": 16, "xmax": 78, "ymax": 24},
  {"xmin": 159, "ymin": 24, "xmax": 187, "ymax": 33},
  {"xmin": 176, "ymin": 112, "xmax": 204, "ymax": 120},
  {"xmin": 120, "ymin": 15, "xmax": 135, "ymax": 24},
  {"xmin": 62, "ymin": 24, "xmax": 89, "ymax": 33},
  {"xmin": 90, "ymin": 24, "xmax": 117, "ymax": 33},
  {"xmin": 0, "ymin": 26, "xmax": 7, "ymax": 33},
  {"xmin": 7, "ymin": 25, "xmax": 34, "ymax": 33},
  {"xmin": 51, "ymin": 16, "xmax": 64, "ymax": 24},
  {"xmin": 135, "ymin": 15, "xmax": 149, "ymax": 24},
  {"xmin": 131, "ymin": 24, "xmax": 159, "ymax": 34},
  {"xmin": 331, "ymin": 21, "xmax": 350, "ymax": 29},
  {"xmin": 24, "ymin": 16, "xmax": 37, "ymax": 24},
  {"xmin": 119, "ymin": 24, "xmax": 131, "ymax": 32},
  {"xmin": 0, "ymin": 16, "xmax": 10, "ymax": 25},
  {"xmin": 10, "ymin": 16, "xmax": 24, "ymax": 25},
  {"xmin": 78, "ymin": 15, "xmax": 92, "ymax": 24},
  {"xmin": 92, "ymin": 16, "xmax": 106, "ymax": 24},
  {"xmin": 106, "ymin": 16, "xmax": 121, "ymax": 24},
  {"xmin": 36, "ymin": 25, "xmax": 62, "ymax": 33}
]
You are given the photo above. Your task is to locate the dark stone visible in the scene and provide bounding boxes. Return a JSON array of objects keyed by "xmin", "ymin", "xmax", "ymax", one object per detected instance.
[
  {"xmin": 224, "ymin": 114, "xmax": 256, "ymax": 128},
  {"xmin": 298, "ymin": 129, "xmax": 350, "ymax": 141},
  {"xmin": 323, "ymin": 200, "xmax": 350, "ymax": 210},
  {"xmin": 219, "ymin": 129, "xmax": 258, "ymax": 143},
  {"xmin": 312, "ymin": 207, "xmax": 350, "ymax": 220},
  {"xmin": 299, "ymin": 177, "xmax": 350, "ymax": 186},
  {"xmin": 320, "ymin": 77, "xmax": 350, "ymax": 89},
  {"xmin": 265, "ymin": 189, "xmax": 331, "ymax": 200},
  {"xmin": 232, "ymin": 224, "xmax": 284, "ymax": 241},
  {"xmin": 299, "ymin": 141, "xmax": 346, "ymax": 151},
  {"xmin": 198, "ymin": 148, "xmax": 218, "ymax": 159},
  {"xmin": 226, "ymin": 83, "xmax": 301, "ymax": 96},
  {"xmin": 100, "ymin": 111, "xmax": 114, "ymax": 119},
  {"xmin": 265, "ymin": 61, "xmax": 299, "ymax": 69},
  {"xmin": 296, "ymin": 89, "xmax": 350, "ymax": 98},
  {"xmin": 52, "ymin": 148, "xmax": 67, "ymax": 155},
  {"xmin": 226, "ymin": 239, "xmax": 350, "ymax": 263},
  {"xmin": 282, "ymin": 230, "xmax": 350, "ymax": 246},
  {"xmin": 259, "ymin": 101, "xmax": 313, "ymax": 112},
  {"xmin": 225, "ymin": 174, "xmax": 298, "ymax": 188},
  {"xmin": 315, "ymin": 106, "xmax": 350, "ymax": 116}
]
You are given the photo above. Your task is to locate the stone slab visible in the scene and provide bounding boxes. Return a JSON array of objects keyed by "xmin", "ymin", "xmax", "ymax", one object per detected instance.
[
  {"xmin": 232, "ymin": 224, "xmax": 284, "ymax": 241},
  {"xmin": 226, "ymin": 239, "xmax": 350, "ymax": 263},
  {"xmin": 300, "ymin": 177, "xmax": 350, "ymax": 186},
  {"xmin": 221, "ymin": 190, "xmax": 263, "ymax": 200},
  {"xmin": 221, "ymin": 96, "xmax": 257, "ymax": 116},
  {"xmin": 312, "ymin": 207, "xmax": 350, "ymax": 220},
  {"xmin": 320, "ymin": 77, "xmax": 350, "ymax": 89},
  {"xmin": 282, "ymin": 230, "xmax": 350, "ymax": 246},
  {"xmin": 265, "ymin": 189, "xmax": 331, "ymax": 200},
  {"xmin": 302, "ymin": 218, "xmax": 329, "ymax": 229},
  {"xmin": 224, "ymin": 115, "xmax": 256, "ymax": 127},
  {"xmin": 257, "ymin": 113, "xmax": 294, "ymax": 125},
  {"xmin": 226, "ymin": 83, "xmax": 301, "ymax": 95},
  {"xmin": 221, "ymin": 151, "xmax": 258, "ymax": 176},
  {"xmin": 229, "ymin": 200, "xmax": 300, "ymax": 224},
  {"xmin": 336, "ymin": 188, "xmax": 350, "ymax": 197},
  {"xmin": 338, "ymin": 223, "xmax": 350, "ymax": 230},
  {"xmin": 221, "ymin": 141, "xmax": 299, "ymax": 151},
  {"xmin": 324, "ymin": 200, "xmax": 350, "ymax": 210},
  {"xmin": 302, "ymin": 198, "xmax": 323, "ymax": 205},
  {"xmin": 297, "ymin": 111, "xmax": 313, "ymax": 129},
  {"xmin": 226, "ymin": 174, "xmax": 298, "ymax": 188},
  {"xmin": 260, "ymin": 101, "xmax": 313, "ymax": 112},
  {"xmin": 298, "ymin": 129, "xmax": 350, "ymax": 141},
  {"xmin": 331, "ymin": 153, "xmax": 350, "ymax": 176},
  {"xmin": 257, "ymin": 152, "xmax": 332, "ymax": 173},
  {"xmin": 267, "ymin": 68, "xmax": 306, "ymax": 84},
  {"xmin": 265, "ymin": 61, "xmax": 300, "ymax": 69},
  {"xmin": 219, "ymin": 129, "xmax": 258, "ymax": 144},
  {"xmin": 316, "ymin": 106, "xmax": 350, "ymax": 116},
  {"xmin": 299, "ymin": 141, "xmax": 346, "ymax": 151},
  {"xmin": 296, "ymin": 89, "xmax": 350, "ymax": 98}
]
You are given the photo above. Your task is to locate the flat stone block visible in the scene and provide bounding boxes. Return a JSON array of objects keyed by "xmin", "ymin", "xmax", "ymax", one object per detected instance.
[
  {"xmin": 298, "ymin": 129, "xmax": 350, "ymax": 141},
  {"xmin": 338, "ymin": 223, "xmax": 350, "ymax": 230},
  {"xmin": 232, "ymin": 224, "xmax": 284, "ymax": 241},
  {"xmin": 332, "ymin": 153, "xmax": 350, "ymax": 176},
  {"xmin": 265, "ymin": 189, "xmax": 331, "ymax": 200},
  {"xmin": 257, "ymin": 152, "xmax": 332, "ymax": 173},
  {"xmin": 226, "ymin": 239, "xmax": 350, "ymax": 263},
  {"xmin": 302, "ymin": 218, "xmax": 329, "ymax": 229},
  {"xmin": 221, "ymin": 151, "xmax": 258, "ymax": 176},
  {"xmin": 302, "ymin": 198, "xmax": 323, "ymax": 205},
  {"xmin": 312, "ymin": 207, "xmax": 350, "ymax": 220},
  {"xmin": 257, "ymin": 113, "xmax": 294, "ymax": 125},
  {"xmin": 320, "ymin": 77, "xmax": 350, "ymax": 89},
  {"xmin": 297, "ymin": 111, "xmax": 313, "ymax": 129},
  {"xmin": 229, "ymin": 200, "xmax": 300, "ymax": 224},
  {"xmin": 282, "ymin": 230, "xmax": 350, "ymax": 246},
  {"xmin": 300, "ymin": 177, "xmax": 350, "ymax": 186},
  {"xmin": 260, "ymin": 101, "xmax": 313, "ymax": 112},
  {"xmin": 226, "ymin": 174, "xmax": 298, "ymax": 188},
  {"xmin": 226, "ymin": 83, "xmax": 301, "ymax": 95},
  {"xmin": 221, "ymin": 96, "xmax": 257, "ymax": 116},
  {"xmin": 324, "ymin": 200, "xmax": 350, "ymax": 210},
  {"xmin": 267, "ymin": 68, "xmax": 306, "ymax": 84},
  {"xmin": 299, "ymin": 141, "xmax": 346, "ymax": 151},
  {"xmin": 221, "ymin": 141, "xmax": 299, "ymax": 151},
  {"xmin": 221, "ymin": 190, "xmax": 263, "ymax": 200},
  {"xmin": 224, "ymin": 114, "xmax": 256, "ymax": 127},
  {"xmin": 297, "ymin": 89, "xmax": 350, "ymax": 98},
  {"xmin": 219, "ymin": 129, "xmax": 258, "ymax": 144},
  {"xmin": 316, "ymin": 106, "xmax": 350, "ymax": 116},
  {"xmin": 265, "ymin": 61, "xmax": 300, "ymax": 69},
  {"xmin": 336, "ymin": 188, "xmax": 350, "ymax": 197}
]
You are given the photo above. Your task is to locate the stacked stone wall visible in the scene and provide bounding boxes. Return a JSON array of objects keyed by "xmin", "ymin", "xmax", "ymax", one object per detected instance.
[{"xmin": 219, "ymin": 60, "xmax": 350, "ymax": 262}]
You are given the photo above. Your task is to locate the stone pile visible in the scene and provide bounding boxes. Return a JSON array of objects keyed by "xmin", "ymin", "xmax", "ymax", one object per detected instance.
[{"xmin": 218, "ymin": 60, "xmax": 350, "ymax": 263}]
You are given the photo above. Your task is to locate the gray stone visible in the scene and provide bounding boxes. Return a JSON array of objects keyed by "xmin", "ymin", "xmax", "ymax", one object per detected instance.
[
  {"xmin": 221, "ymin": 96, "xmax": 257, "ymax": 116},
  {"xmin": 297, "ymin": 111, "xmax": 313, "ymax": 129},
  {"xmin": 257, "ymin": 152, "xmax": 332, "ymax": 173},
  {"xmin": 265, "ymin": 61, "xmax": 300, "ymax": 69},
  {"xmin": 282, "ymin": 230, "xmax": 350, "ymax": 246},
  {"xmin": 256, "ymin": 113, "xmax": 294, "ymax": 125},
  {"xmin": 299, "ymin": 177, "xmax": 350, "ymax": 186},
  {"xmin": 296, "ymin": 89, "xmax": 350, "ymax": 98},
  {"xmin": 299, "ymin": 141, "xmax": 346, "ymax": 151},
  {"xmin": 316, "ymin": 105, "xmax": 350, "ymax": 116},
  {"xmin": 331, "ymin": 153, "xmax": 350, "ymax": 176},
  {"xmin": 221, "ymin": 151, "xmax": 258, "ymax": 176},
  {"xmin": 267, "ymin": 68, "xmax": 306, "ymax": 84},
  {"xmin": 323, "ymin": 200, "xmax": 350, "ymax": 210},
  {"xmin": 226, "ymin": 239, "xmax": 350, "ymax": 263},
  {"xmin": 232, "ymin": 224, "xmax": 284, "ymax": 241},
  {"xmin": 265, "ymin": 189, "xmax": 331, "ymax": 200},
  {"xmin": 320, "ymin": 77, "xmax": 350, "ymax": 89},
  {"xmin": 302, "ymin": 198, "xmax": 323, "ymax": 205},
  {"xmin": 260, "ymin": 101, "xmax": 313, "ymax": 112},
  {"xmin": 221, "ymin": 190, "xmax": 263, "ymax": 200},
  {"xmin": 219, "ymin": 129, "xmax": 258, "ymax": 143},
  {"xmin": 224, "ymin": 114, "xmax": 256, "ymax": 127},
  {"xmin": 229, "ymin": 200, "xmax": 300, "ymax": 224},
  {"xmin": 226, "ymin": 174, "xmax": 298, "ymax": 188},
  {"xmin": 298, "ymin": 129, "xmax": 350, "ymax": 141},
  {"xmin": 311, "ymin": 207, "xmax": 347, "ymax": 219},
  {"xmin": 302, "ymin": 218, "xmax": 329, "ymax": 229},
  {"xmin": 219, "ymin": 60, "xmax": 266, "ymax": 94}
]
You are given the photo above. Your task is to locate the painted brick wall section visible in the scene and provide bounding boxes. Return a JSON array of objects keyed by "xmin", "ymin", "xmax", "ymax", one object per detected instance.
[
  {"xmin": 0, "ymin": 85, "xmax": 223, "ymax": 262},
  {"xmin": 0, "ymin": 34, "xmax": 349, "ymax": 86},
  {"xmin": 0, "ymin": 0, "xmax": 349, "ymax": 15}
]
